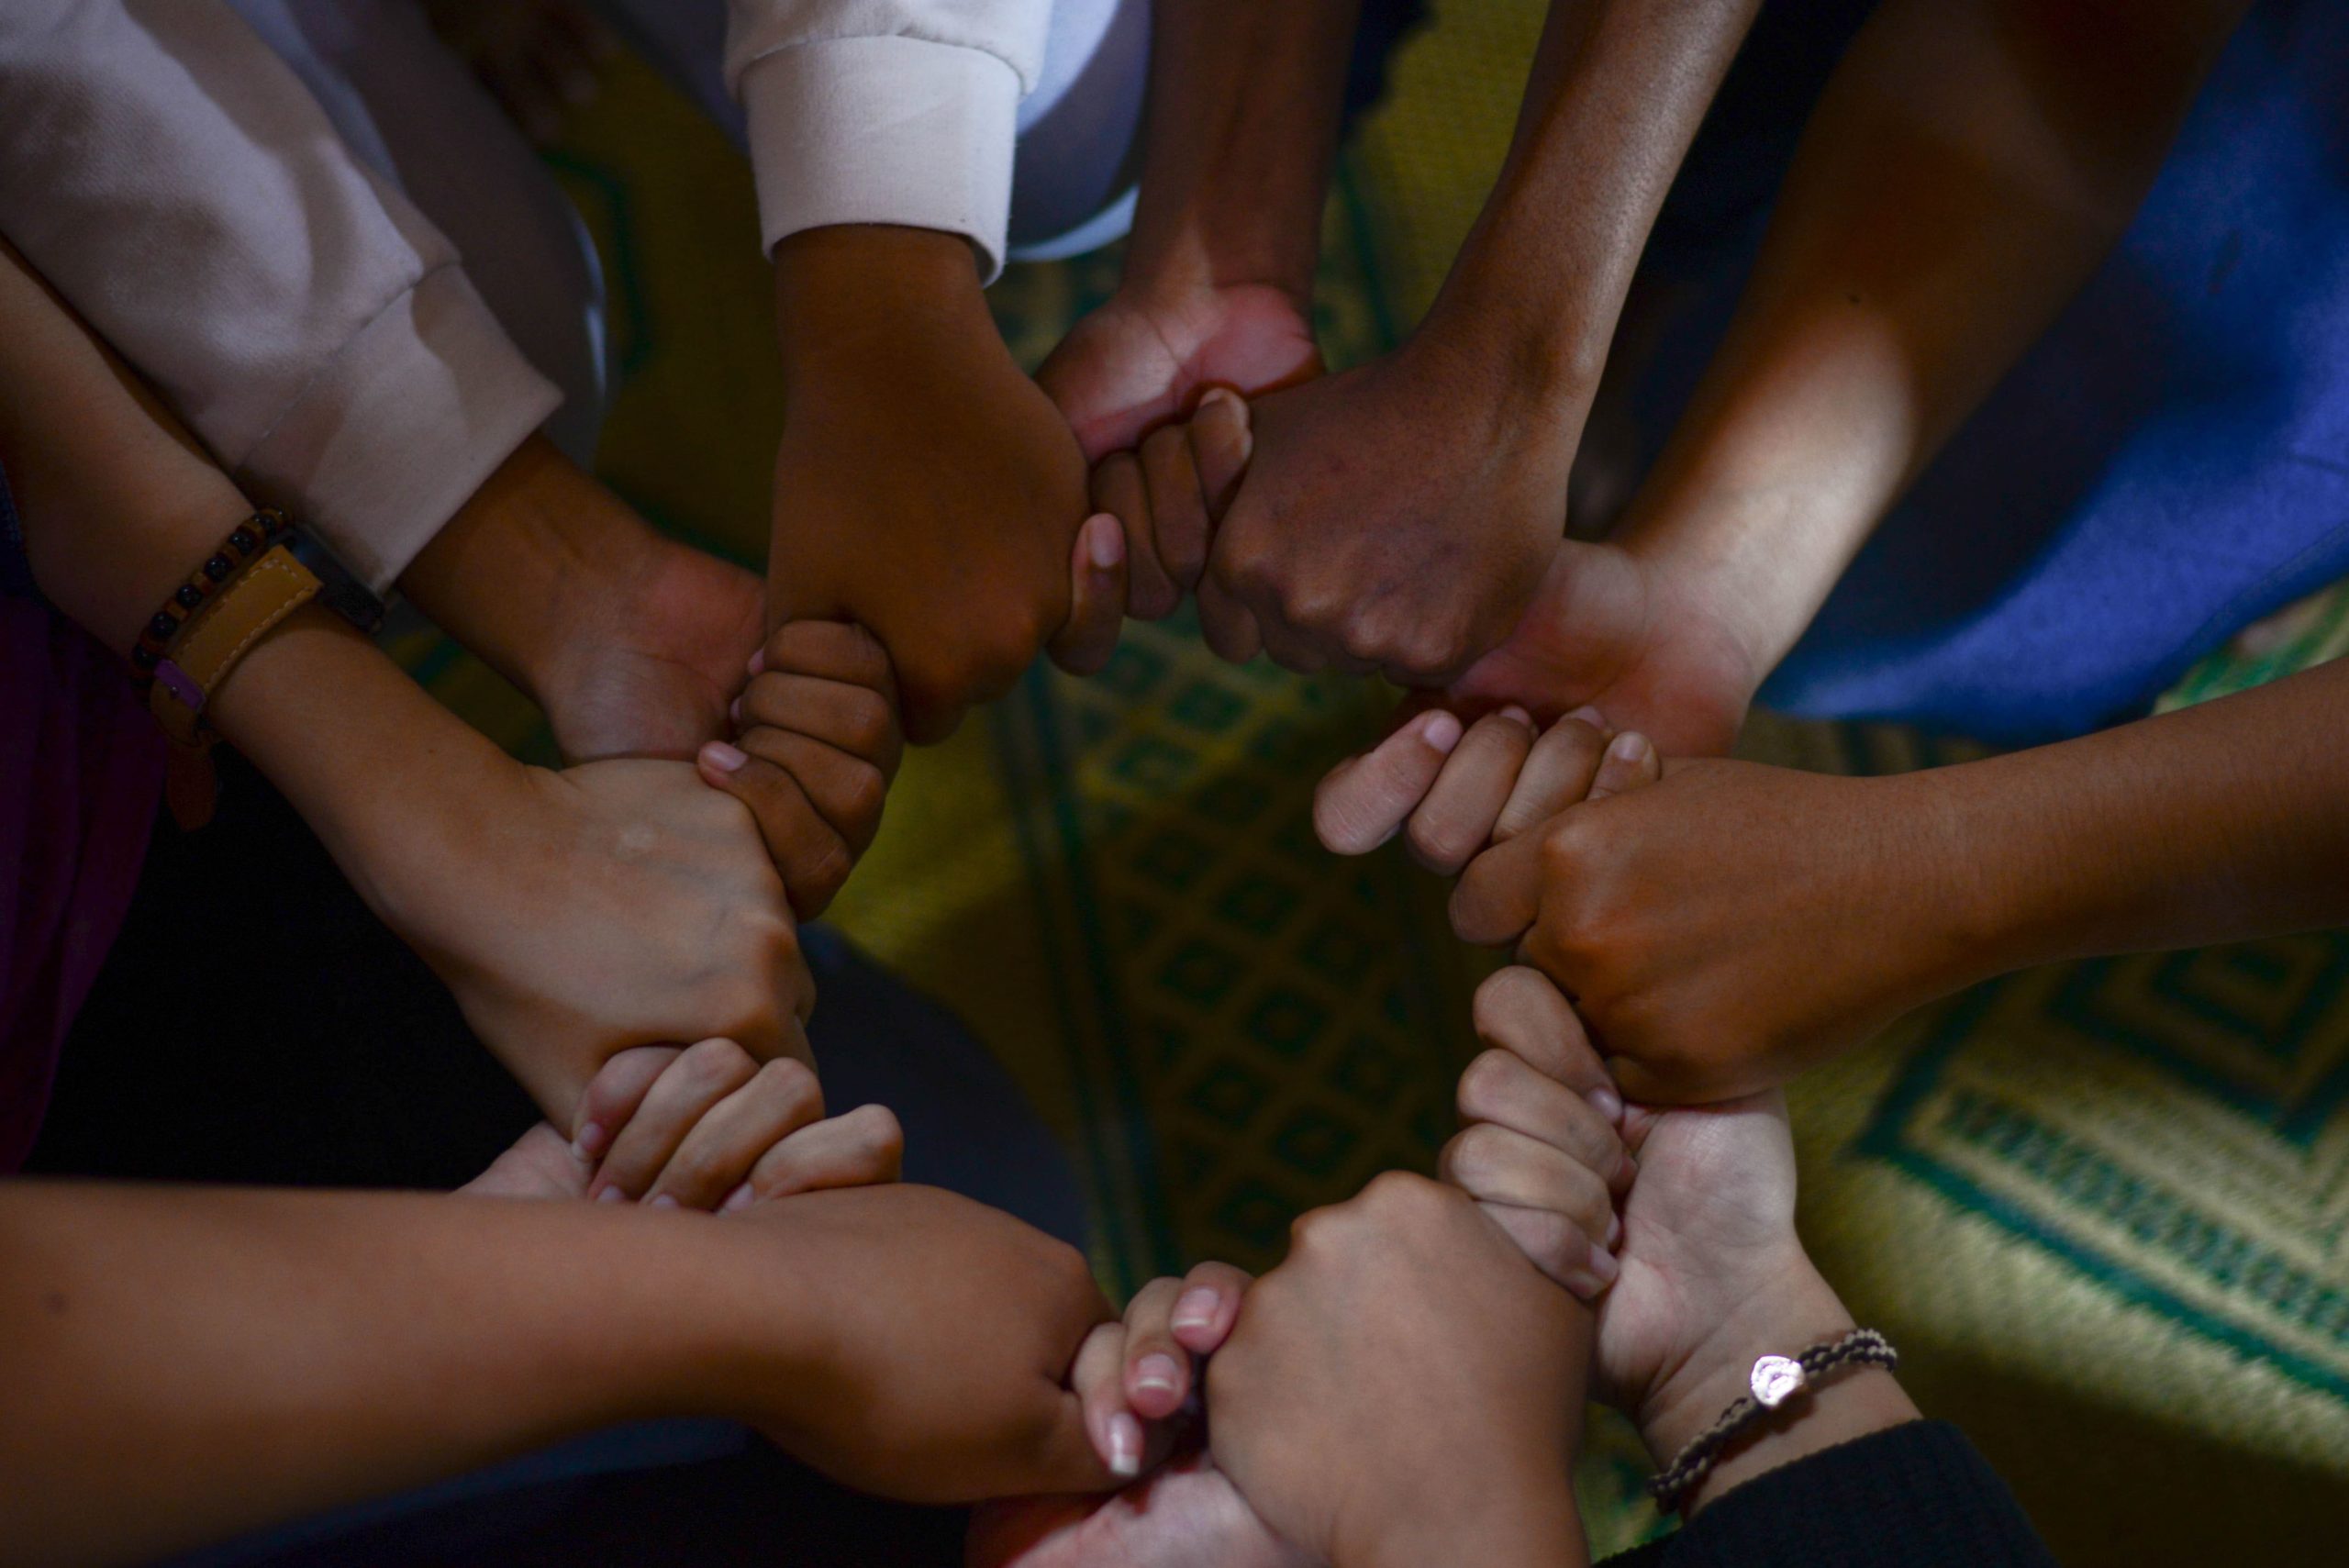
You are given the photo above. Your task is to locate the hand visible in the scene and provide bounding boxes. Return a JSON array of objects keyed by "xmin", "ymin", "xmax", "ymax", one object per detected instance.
[
  {"xmin": 767, "ymin": 228, "xmax": 1088, "ymax": 743},
  {"xmin": 1038, "ymin": 279, "xmax": 1317, "ymax": 627},
  {"xmin": 1199, "ymin": 332, "xmax": 1576, "ymax": 683},
  {"xmin": 718, "ymin": 1184, "xmax": 1119, "ymax": 1504},
  {"xmin": 1446, "ymin": 991, "xmax": 1920, "ymax": 1512},
  {"xmin": 1451, "ymin": 757, "xmax": 1975, "ymax": 1101},
  {"xmin": 569, "ymin": 1039, "xmax": 901, "ymax": 1211},
  {"xmin": 1444, "ymin": 966, "xmax": 1636, "ymax": 1300},
  {"xmin": 1314, "ymin": 707, "xmax": 1659, "ymax": 869},
  {"xmin": 969, "ymin": 1262, "xmax": 1305, "ymax": 1568},
  {"xmin": 1437, "ymin": 541, "xmax": 1761, "ymax": 759},
  {"xmin": 400, "ymin": 435, "xmax": 769, "ymax": 770},
  {"xmin": 379, "ymin": 757, "xmax": 814, "ymax": 1125},
  {"xmin": 696, "ymin": 621, "xmax": 903, "ymax": 917},
  {"xmin": 1207, "ymin": 1173, "xmax": 1589, "ymax": 1568}
]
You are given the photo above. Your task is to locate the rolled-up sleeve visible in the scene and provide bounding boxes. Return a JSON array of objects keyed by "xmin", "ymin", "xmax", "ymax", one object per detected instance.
[
  {"xmin": 0, "ymin": 1, "xmax": 558, "ymax": 592},
  {"xmin": 725, "ymin": 0, "xmax": 1051, "ymax": 280}
]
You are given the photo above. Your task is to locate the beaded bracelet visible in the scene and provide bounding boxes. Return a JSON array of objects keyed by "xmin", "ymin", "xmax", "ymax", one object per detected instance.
[
  {"xmin": 1647, "ymin": 1328, "xmax": 1899, "ymax": 1512},
  {"xmin": 128, "ymin": 508, "xmax": 292, "ymax": 699}
]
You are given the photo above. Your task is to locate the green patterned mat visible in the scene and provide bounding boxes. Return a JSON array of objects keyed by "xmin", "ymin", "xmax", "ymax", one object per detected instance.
[{"xmin": 407, "ymin": 12, "xmax": 2349, "ymax": 1559}]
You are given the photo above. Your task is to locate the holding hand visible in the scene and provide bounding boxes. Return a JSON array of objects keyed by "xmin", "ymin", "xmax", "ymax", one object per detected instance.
[
  {"xmin": 1038, "ymin": 276, "xmax": 1313, "ymax": 637},
  {"xmin": 718, "ymin": 1184, "xmax": 1120, "ymax": 1505},
  {"xmin": 1198, "ymin": 336, "xmax": 1578, "ymax": 682},
  {"xmin": 1450, "ymin": 757, "xmax": 1973, "ymax": 1101},
  {"xmin": 1314, "ymin": 706, "xmax": 1659, "ymax": 869},
  {"xmin": 1448, "ymin": 969, "xmax": 1920, "ymax": 1512},
  {"xmin": 384, "ymin": 756, "xmax": 814, "ymax": 1127},
  {"xmin": 1208, "ymin": 1173, "xmax": 1590, "ymax": 1568},
  {"xmin": 696, "ymin": 621, "xmax": 904, "ymax": 917},
  {"xmin": 458, "ymin": 1040, "xmax": 900, "ymax": 1207},
  {"xmin": 767, "ymin": 228, "xmax": 1088, "ymax": 744}
]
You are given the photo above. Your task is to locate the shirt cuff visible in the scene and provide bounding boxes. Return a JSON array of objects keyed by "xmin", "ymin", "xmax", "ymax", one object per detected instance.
[
  {"xmin": 233, "ymin": 265, "xmax": 562, "ymax": 595},
  {"xmin": 739, "ymin": 33, "xmax": 1020, "ymax": 282}
]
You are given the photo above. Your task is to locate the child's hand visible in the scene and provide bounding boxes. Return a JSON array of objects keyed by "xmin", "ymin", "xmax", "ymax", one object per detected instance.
[
  {"xmin": 1315, "ymin": 706, "xmax": 1659, "ymax": 870},
  {"xmin": 570, "ymin": 1040, "xmax": 902, "ymax": 1211},
  {"xmin": 697, "ymin": 622, "xmax": 903, "ymax": 917},
  {"xmin": 1443, "ymin": 966, "xmax": 1635, "ymax": 1300}
]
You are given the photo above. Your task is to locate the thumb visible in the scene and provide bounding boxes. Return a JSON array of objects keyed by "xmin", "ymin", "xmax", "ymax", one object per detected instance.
[
  {"xmin": 1188, "ymin": 387, "xmax": 1253, "ymax": 517},
  {"xmin": 1019, "ymin": 1385, "xmax": 1124, "ymax": 1497}
]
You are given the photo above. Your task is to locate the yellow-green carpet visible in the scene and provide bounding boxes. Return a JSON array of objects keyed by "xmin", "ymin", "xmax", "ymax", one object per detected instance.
[{"xmin": 405, "ymin": 8, "xmax": 2349, "ymax": 1558}]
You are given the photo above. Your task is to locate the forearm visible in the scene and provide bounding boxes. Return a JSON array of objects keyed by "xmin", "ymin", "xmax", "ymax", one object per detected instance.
[
  {"xmin": 0, "ymin": 1182, "xmax": 740, "ymax": 1567},
  {"xmin": 0, "ymin": 238, "xmax": 514, "ymax": 927},
  {"xmin": 1619, "ymin": 0, "xmax": 2246, "ymax": 673},
  {"xmin": 1924, "ymin": 658, "xmax": 2349, "ymax": 980},
  {"xmin": 1118, "ymin": 0, "xmax": 1363, "ymax": 306},
  {"xmin": 1424, "ymin": 0, "xmax": 1760, "ymax": 404}
]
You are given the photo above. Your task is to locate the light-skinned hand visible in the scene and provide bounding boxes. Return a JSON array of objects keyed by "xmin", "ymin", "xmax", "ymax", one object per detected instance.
[
  {"xmin": 386, "ymin": 757, "xmax": 814, "ymax": 1128},
  {"xmin": 457, "ymin": 1040, "xmax": 899, "ymax": 1208},
  {"xmin": 1207, "ymin": 1173, "xmax": 1591, "ymax": 1568},
  {"xmin": 1314, "ymin": 706, "xmax": 1660, "ymax": 868}
]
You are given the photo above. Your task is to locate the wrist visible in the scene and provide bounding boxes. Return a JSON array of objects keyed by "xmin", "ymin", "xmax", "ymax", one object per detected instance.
[
  {"xmin": 1634, "ymin": 1255, "xmax": 1918, "ymax": 1516},
  {"xmin": 1345, "ymin": 1452, "xmax": 1582, "ymax": 1568},
  {"xmin": 1634, "ymin": 1250, "xmax": 1849, "ymax": 1466},
  {"xmin": 773, "ymin": 225, "xmax": 993, "ymax": 382},
  {"xmin": 397, "ymin": 436, "xmax": 654, "ymax": 713}
]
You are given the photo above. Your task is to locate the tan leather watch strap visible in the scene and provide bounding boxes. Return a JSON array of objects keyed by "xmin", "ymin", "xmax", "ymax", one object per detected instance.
[{"xmin": 148, "ymin": 544, "xmax": 321, "ymax": 745}]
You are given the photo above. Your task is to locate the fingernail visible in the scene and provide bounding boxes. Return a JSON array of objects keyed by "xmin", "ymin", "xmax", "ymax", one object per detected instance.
[
  {"xmin": 1566, "ymin": 705, "xmax": 1604, "ymax": 728},
  {"xmin": 1499, "ymin": 705, "xmax": 1532, "ymax": 728},
  {"xmin": 1198, "ymin": 386, "xmax": 1241, "ymax": 414},
  {"xmin": 1171, "ymin": 1287, "xmax": 1219, "ymax": 1331},
  {"xmin": 1589, "ymin": 1084, "xmax": 1624, "ymax": 1125},
  {"xmin": 700, "ymin": 740, "xmax": 748, "ymax": 773},
  {"xmin": 721, "ymin": 1183, "xmax": 754, "ymax": 1214},
  {"xmin": 729, "ymin": 695, "xmax": 743, "ymax": 727},
  {"xmin": 1608, "ymin": 732, "xmax": 1651, "ymax": 765},
  {"xmin": 1423, "ymin": 711, "xmax": 1464, "ymax": 754},
  {"xmin": 571, "ymin": 1120, "xmax": 607, "ymax": 1161},
  {"xmin": 1133, "ymin": 1354, "xmax": 1182, "ymax": 1398},
  {"xmin": 1107, "ymin": 1411, "xmax": 1143, "ymax": 1478},
  {"xmin": 649, "ymin": 1193, "xmax": 680, "ymax": 1210},
  {"xmin": 595, "ymin": 1184, "xmax": 625, "ymax": 1205},
  {"xmin": 1086, "ymin": 513, "xmax": 1124, "ymax": 571},
  {"xmin": 1590, "ymin": 1246, "xmax": 1620, "ymax": 1284},
  {"xmin": 747, "ymin": 646, "xmax": 767, "ymax": 676},
  {"xmin": 1605, "ymin": 1212, "xmax": 1623, "ymax": 1252}
]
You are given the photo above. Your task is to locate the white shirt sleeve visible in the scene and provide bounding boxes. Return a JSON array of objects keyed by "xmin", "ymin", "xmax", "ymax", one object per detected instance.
[
  {"xmin": 0, "ymin": 0, "xmax": 559, "ymax": 594},
  {"xmin": 725, "ymin": 0, "xmax": 1052, "ymax": 280}
]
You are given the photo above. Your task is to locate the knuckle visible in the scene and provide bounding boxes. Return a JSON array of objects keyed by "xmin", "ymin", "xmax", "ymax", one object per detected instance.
[
  {"xmin": 1455, "ymin": 1047, "xmax": 1520, "ymax": 1119},
  {"xmin": 838, "ymin": 761, "xmax": 888, "ymax": 829},
  {"xmin": 1405, "ymin": 814, "xmax": 1474, "ymax": 875},
  {"xmin": 840, "ymin": 689, "xmax": 895, "ymax": 757},
  {"xmin": 680, "ymin": 1035, "xmax": 756, "ymax": 1090},
  {"xmin": 755, "ymin": 1056, "xmax": 825, "ymax": 1119},
  {"xmin": 849, "ymin": 1104, "xmax": 906, "ymax": 1165}
]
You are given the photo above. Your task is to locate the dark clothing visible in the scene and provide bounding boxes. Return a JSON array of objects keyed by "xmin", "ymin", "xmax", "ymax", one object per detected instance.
[{"xmin": 1604, "ymin": 1422, "xmax": 2056, "ymax": 1568}]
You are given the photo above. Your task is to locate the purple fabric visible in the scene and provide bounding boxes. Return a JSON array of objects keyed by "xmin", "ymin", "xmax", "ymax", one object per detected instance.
[{"xmin": 0, "ymin": 598, "xmax": 163, "ymax": 1171}]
